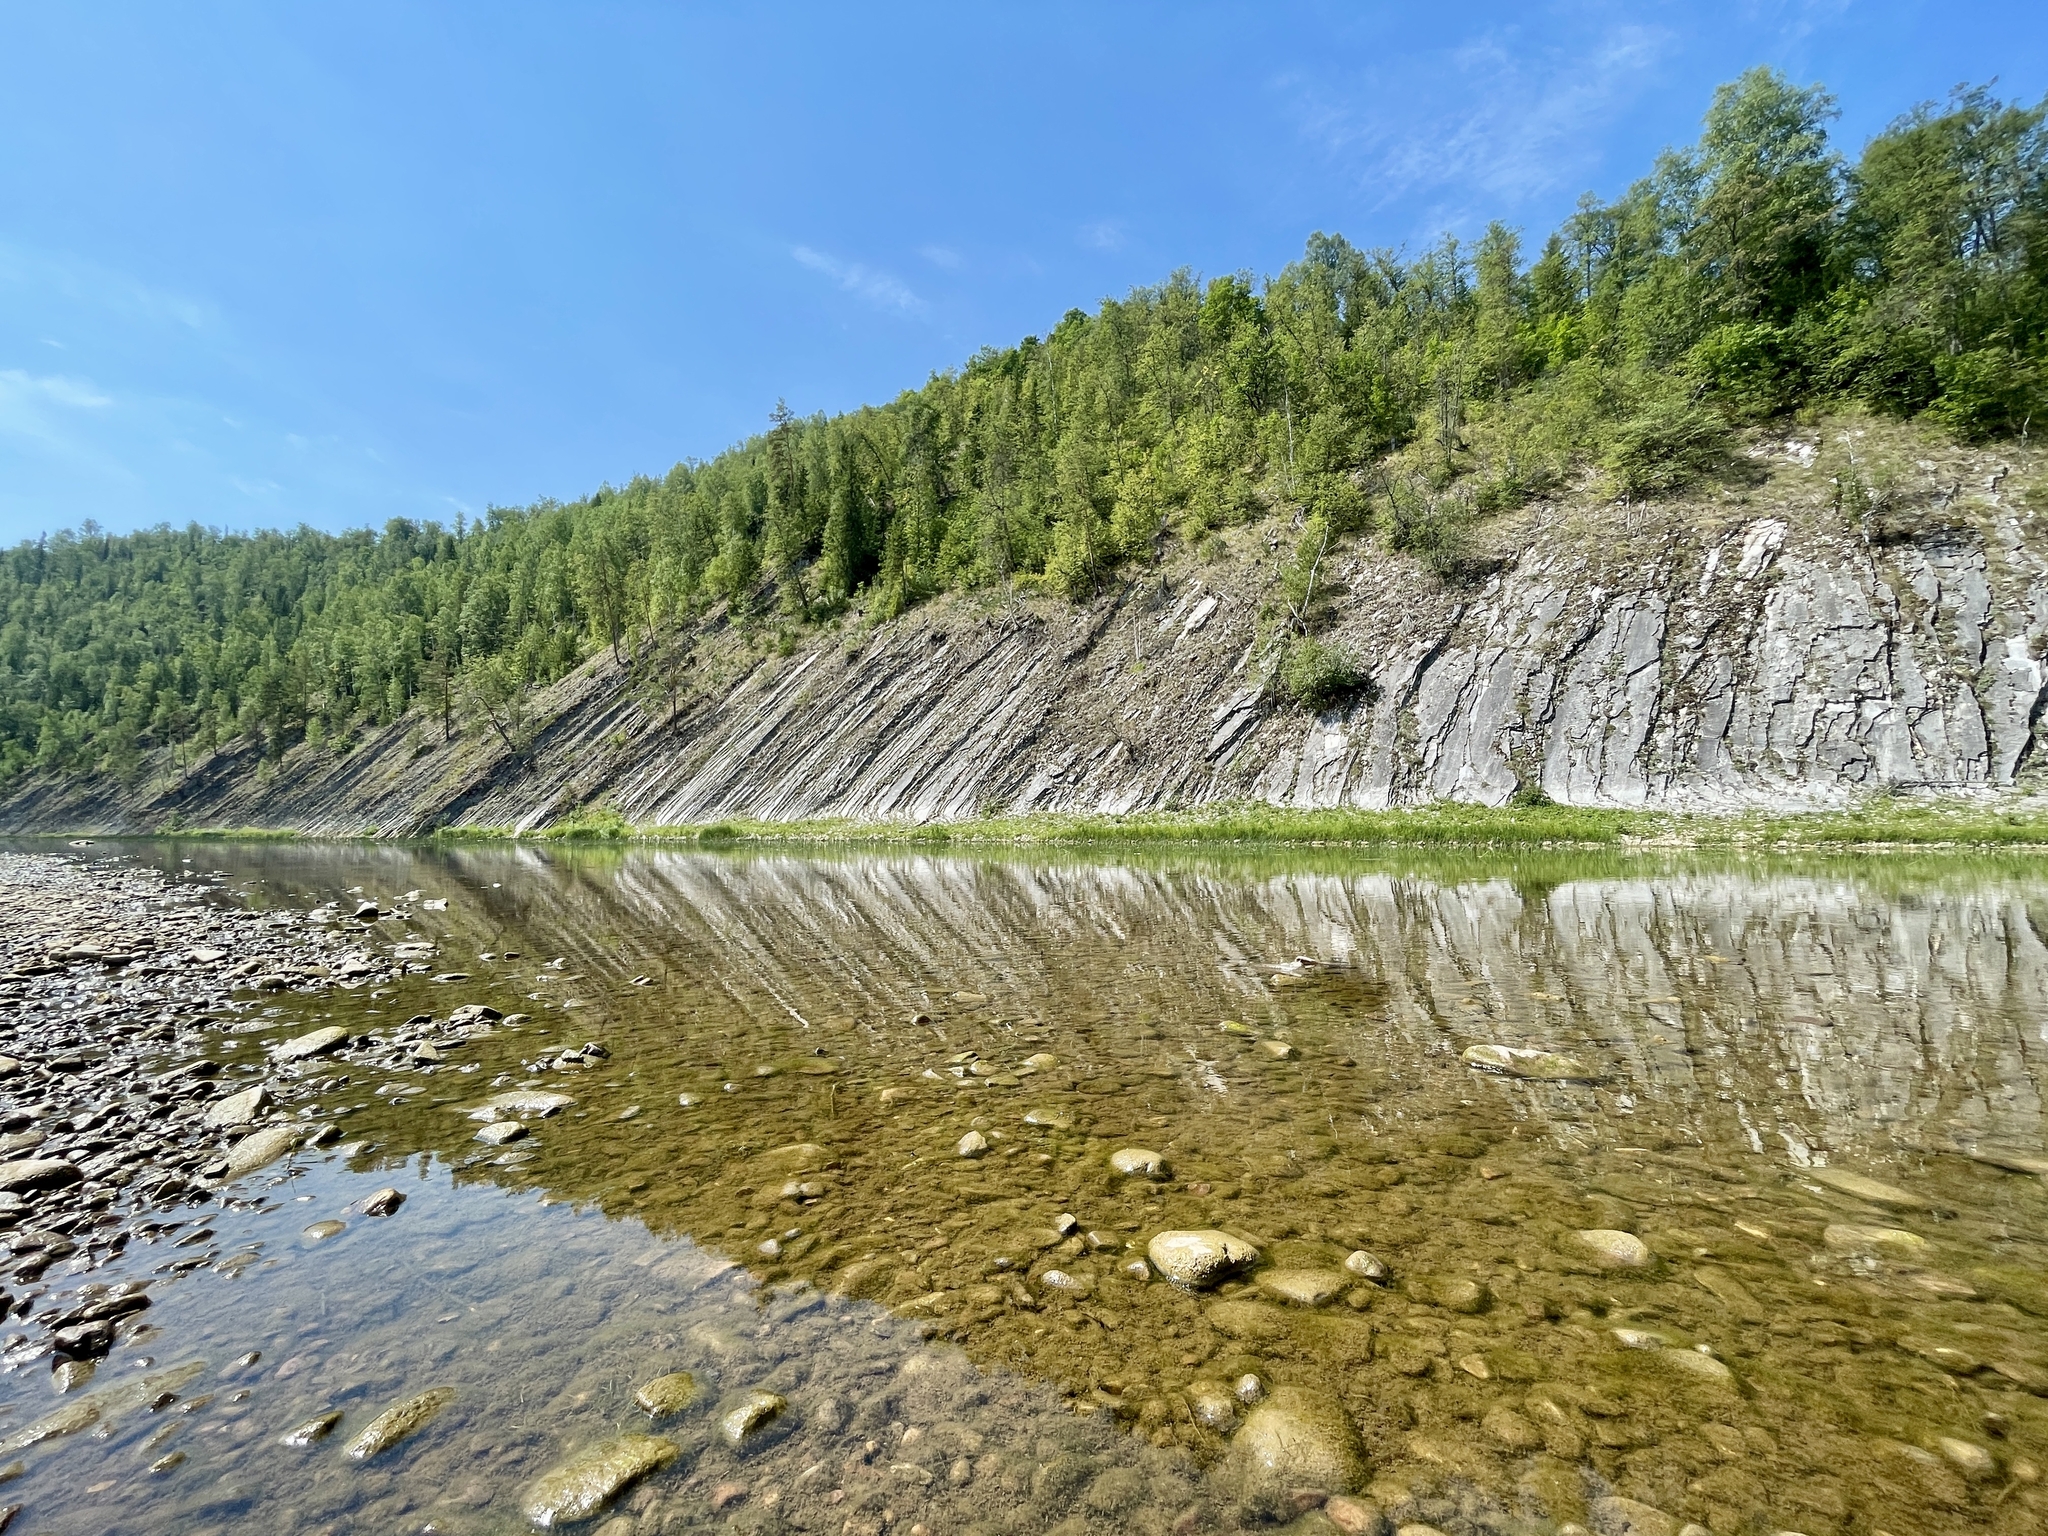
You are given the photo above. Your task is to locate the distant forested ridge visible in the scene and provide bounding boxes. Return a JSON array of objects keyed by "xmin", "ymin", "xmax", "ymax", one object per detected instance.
[{"xmin": 4, "ymin": 68, "xmax": 2046, "ymax": 784}]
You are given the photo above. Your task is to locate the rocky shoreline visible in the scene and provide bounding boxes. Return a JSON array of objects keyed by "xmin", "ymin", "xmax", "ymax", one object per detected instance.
[{"xmin": 0, "ymin": 850, "xmax": 417, "ymax": 1380}]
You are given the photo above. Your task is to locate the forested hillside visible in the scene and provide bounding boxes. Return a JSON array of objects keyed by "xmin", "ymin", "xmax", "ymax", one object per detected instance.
[{"xmin": 3, "ymin": 68, "xmax": 2044, "ymax": 787}]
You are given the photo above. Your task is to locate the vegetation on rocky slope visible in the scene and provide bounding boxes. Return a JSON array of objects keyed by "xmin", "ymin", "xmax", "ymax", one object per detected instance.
[{"xmin": 4, "ymin": 69, "xmax": 2045, "ymax": 789}]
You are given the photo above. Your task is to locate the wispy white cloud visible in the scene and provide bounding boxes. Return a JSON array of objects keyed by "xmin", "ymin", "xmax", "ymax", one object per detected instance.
[
  {"xmin": 791, "ymin": 245, "xmax": 924, "ymax": 314},
  {"xmin": 1078, "ymin": 220, "xmax": 1127, "ymax": 252},
  {"xmin": 918, "ymin": 244, "xmax": 962, "ymax": 269},
  {"xmin": 0, "ymin": 240, "xmax": 214, "ymax": 331},
  {"xmin": 1282, "ymin": 20, "xmax": 1674, "ymax": 225},
  {"xmin": 0, "ymin": 369, "xmax": 112, "ymax": 410}
]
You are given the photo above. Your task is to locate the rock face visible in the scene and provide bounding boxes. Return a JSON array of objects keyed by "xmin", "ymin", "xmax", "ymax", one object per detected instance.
[
  {"xmin": 1224, "ymin": 1385, "xmax": 1369, "ymax": 1501},
  {"xmin": 1148, "ymin": 1230, "xmax": 1259, "ymax": 1288},
  {"xmin": 10, "ymin": 441, "xmax": 2048, "ymax": 835},
  {"xmin": 521, "ymin": 1434, "xmax": 680, "ymax": 1528}
]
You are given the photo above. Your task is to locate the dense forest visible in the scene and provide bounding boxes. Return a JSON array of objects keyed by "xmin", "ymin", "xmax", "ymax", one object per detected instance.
[{"xmin": 3, "ymin": 69, "xmax": 2045, "ymax": 783}]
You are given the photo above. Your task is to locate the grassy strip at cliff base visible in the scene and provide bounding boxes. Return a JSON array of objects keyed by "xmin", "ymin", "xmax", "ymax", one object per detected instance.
[{"xmin": 434, "ymin": 798, "xmax": 2048, "ymax": 850}]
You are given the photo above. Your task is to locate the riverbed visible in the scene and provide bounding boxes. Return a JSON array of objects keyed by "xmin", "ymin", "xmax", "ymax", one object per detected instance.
[{"xmin": 1, "ymin": 840, "xmax": 2045, "ymax": 1535}]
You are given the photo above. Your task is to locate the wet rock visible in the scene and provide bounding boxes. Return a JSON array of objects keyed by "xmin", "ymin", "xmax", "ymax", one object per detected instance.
[
  {"xmin": 1343, "ymin": 1249, "xmax": 1390, "ymax": 1284},
  {"xmin": 0, "ymin": 1159, "xmax": 80, "ymax": 1194},
  {"xmin": 710, "ymin": 1481, "xmax": 748, "ymax": 1511},
  {"xmin": 1256, "ymin": 1040, "xmax": 1296, "ymax": 1060},
  {"xmin": 1110, "ymin": 1147, "xmax": 1168, "ymax": 1179},
  {"xmin": 357, "ymin": 1188, "xmax": 405, "ymax": 1217},
  {"xmin": 302, "ymin": 1219, "xmax": 347, "ymax": 1243},
  {"xmin": 203, "ymin": 1084, "xmax": 273, "ymax": 1129},
  {"xmin": 521, "ymin": 1433, "xmax": 681, "ymax": 1528},
  {"xmin": 957, "ymin": 1131, "xmax": 989, "ymax": 1158},
  {"xmin": 1588, "ymin": 1495, "xmax": 1682, "ymax": 1536},
  {"xmin": 471, "ymin": 1090, "xmax": 576, "ymax": 1119},
  {"xmin": 1460, "ymin": 1043, "xmax": 1600, "ymax": 1082},
  {"xmin": 1023, "ymin": 1106, "xmax": 1072, "ymax": 1129},
  {"xmin": 1258, "ymin": 1269, "xmax": 1347, "ymax": 1307},
  {"xmin": 717, "ymin": 1389, "xmax": 788, "ymax": 1448},
  {"xmin": 50, "ymin": 1359, "xmax": 94, "ymax": 1393},
  {"xmin": 1569, "ymin": 1230, "xmax": 1655, "ymax": 1270},
  {"xmin": 271, "ymin": 1026, "xmax": 349, "ymax": 1062},
  {"xmin": 280, "ymin": 1409, "xmax": 344, "ymax": 1447},
  {"xmin": 447, "ymin": 1004, "xmax": 502, "ymax": 1027},
  {"xmin": 1809, "ymin": 1167, "xmax": 1928, "ymax": 1210},
  {"xmin": 1186, "ymin": 1380, "xmax": 1238, "ymax": 1430},
  {"xmin": 1148, "ymin": 1230, "xmax": 1259, "ymax": 1288},
  {"xmin": 476, "ymin": 1121, "xmax": 528, "ymax": 1146},
  {"xmin": 1235, "ymin": 1374, "xmax": 1265, "ymax": 1404},
  {"xmin": 1223, "ymin": 1385, "xmax": 1369, "ymax": 1500},
  {"xmin": 343, "ymin": 1387, "xmax": 456, "ymax": 1459},
  {"xmin": 634, "ymin": 1371, "xmax": 701, "ymax": 1419},
  {"xmin": 221, "ymin": 1125, "xmax": 306, "ymax": 1179}
]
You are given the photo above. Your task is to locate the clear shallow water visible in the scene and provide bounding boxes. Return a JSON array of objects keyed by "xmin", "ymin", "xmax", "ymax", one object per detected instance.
[{"xmin": 4, "ymin": 842, "xmax": 2048, "ymax": 1535}]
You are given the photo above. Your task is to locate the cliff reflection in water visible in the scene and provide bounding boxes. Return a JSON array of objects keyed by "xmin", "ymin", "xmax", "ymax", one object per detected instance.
[{"xmin": 51, "ymin": 843, "xmax": 2048, "ymax": 1534}]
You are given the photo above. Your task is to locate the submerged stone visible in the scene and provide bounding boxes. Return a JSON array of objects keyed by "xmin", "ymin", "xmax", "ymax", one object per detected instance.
[
  {"xmin": 344, "ymin": 1387, "xmax": 455, "ymax": 1460},
  {"xmin": 1588, "ymin": 1495, "xmax": 1683, "ymax": 1536},
  {"xmin": 1110, "ymin": 1147, "xmax": 1168, "ymax": 1179},
  {"xmin": 476, "ymin": 1121, "xmax": 528, "ymax": 1146},
  {"xmin": 1460, "ymin": 1043, "xmax": 1600, "ymax": 1081},
  {"xmin": 1810, "ymin": 1167, "xmax": 1928, "ymax": 1210},
  {"xmin": 222, "ymin": 1125, "xmax": 305, "ymax": 1179},
  {"xmin": 1822, "ymin": 1222, "xmax": 1927, "ymax": 1256},
  {"xmin": 302, "ymin": 1219, "xmax": 346, "ymax": 1243},
  {"xmin": 1148, "ymin": 1230, "xmax": 1259, "ymax": 1288},
  {"xmin": 634, "ymin": 1371, "xmax": 701, "ymax": 1419},
  {"xmin": 272, "ymin": 1026, "xmax": 349, "ymax": 1062},
  {"xmin": 280, "ymin": 1409, "xmax": 344, "ymax": 1447},
  {"xmin": 1223, "ymin": 1385, "xmax": 1368, "ymax": 1500},
  {"xmin": 1341, "ymin": 1250, "xmax": 1390, "ymax": 1286},
  {"xmin": 521, "ymin": 1434, "xmax": 680, "ymax": 1528},
  {"xmin": 956, "ymin": 1131, "xmax": 989, "ymax": 1158},
  {"xmin": 1205, "ymin": 1300, "xmax": 1290, "ymax": 1342},
  {"xmin": 1569, "ymin": 1229, "xmax": 1655, "ymax": 1269},
  {"xmin": 470, "ymin": 1090, "xmax": 576, "ymax": 1120},
  {"xmin": 1186, "ymin": 1380, "xmax": 1238, "ymax": 1430},
  {"xmin": 1258, "ymin": 1268, "xmax": 1347, "ymax": 1307},
  {"xmin": 717, "ymin": 1389, "xmax": 788, "ymax": 1447}
]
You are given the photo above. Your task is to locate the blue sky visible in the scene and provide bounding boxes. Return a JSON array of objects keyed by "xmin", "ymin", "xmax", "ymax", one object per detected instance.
[{"xmin": 1, "ymin": 1, "xmax": 2042, "ymax": 543}]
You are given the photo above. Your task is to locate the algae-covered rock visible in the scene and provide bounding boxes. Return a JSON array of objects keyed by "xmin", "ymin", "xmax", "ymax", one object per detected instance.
[
  {"xmin": 1460, "ymin": 1043, "xmax": 1600, "ymax": 1081},
  {"xmin": 1569, "ymin": 1229, "xmax": 1655, "ymax": 1269},
  {"xmin": 522, "ymin": 1433, "xmax": 680, "ymax": 1527},
  {"xmin": 1148, "ymin": 1230, "xmax": 1258, "ymax": 1288},
  {"xmin": 344, "ymin": 1388, "xmax": 455, "ymax": 1460},
  {"xmin": 1809, "ymin": 1167, "xmax": 1928, "ymax": 1210},
  {"xmin": 717, "ymin": 1389, "xmax": 788, "ymax": 1448},
  {"xmin": 634, "ymin": 1372, "xmax": 701, "ymax": 1419},
  {"xmin": 1110, "ymin": 1147, "xmax": 1168, "ymax": 1179},
  {"xmin": 1223, "ymin": 1385, "xmax": 1368, "ymax": 1502},
  {"xmin": 1258, "ymin": 1268, "xmax": 1347, "ymax": 1307}
]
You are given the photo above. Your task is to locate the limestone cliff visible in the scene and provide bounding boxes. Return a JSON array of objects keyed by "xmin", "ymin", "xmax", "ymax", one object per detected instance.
[{"xmin": 3, "ymin": 422, "xmax": 2044, "ymax": 834}]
